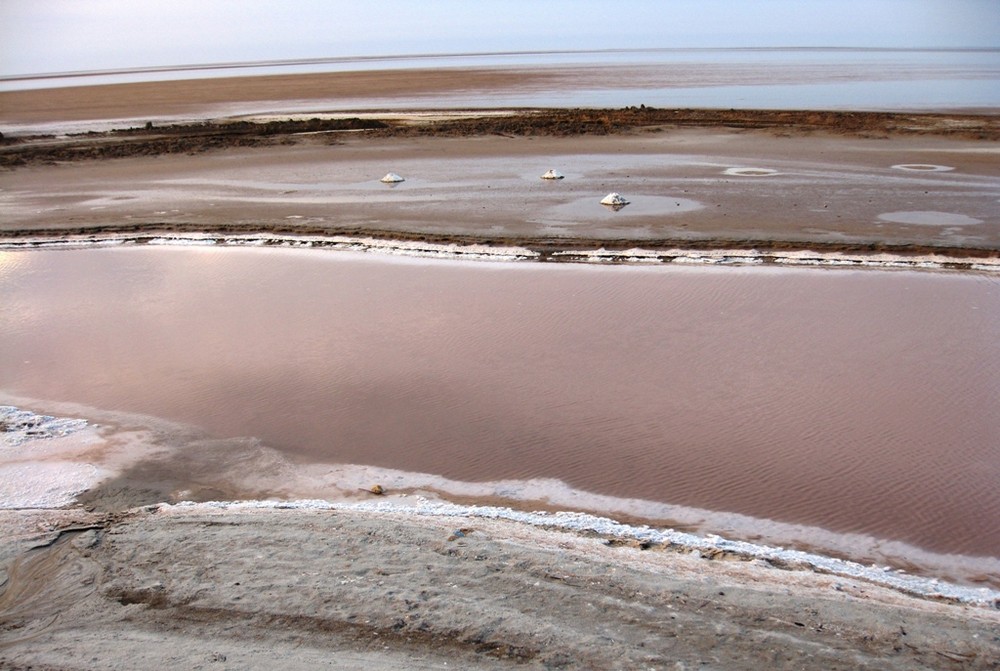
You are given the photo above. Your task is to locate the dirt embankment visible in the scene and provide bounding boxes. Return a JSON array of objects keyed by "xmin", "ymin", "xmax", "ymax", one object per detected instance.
[
  {"xmin": 2, "ymin": 108, "xmax": 998, "ymax": 169},
  {"xmin": 2, "ymin": 506, "xmax": 999, "ymax": 670}
]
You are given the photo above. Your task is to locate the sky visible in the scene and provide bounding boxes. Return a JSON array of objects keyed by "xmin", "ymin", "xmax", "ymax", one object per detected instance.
[{"xmin": 1, "ymin": 0, "xmax": 998, "ymax": 77}]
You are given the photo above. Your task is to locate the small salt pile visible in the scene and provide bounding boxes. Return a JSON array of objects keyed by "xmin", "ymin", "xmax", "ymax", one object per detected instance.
[
  {"xmin": 600, "ymin": 192, "xmax": 629, "ymax": 206},
  {"xmin": 380, "ymin": 172, "xmax": 405, "ymax": 183},
  {"xmin": 540, "ymin": 169, "xmax": 565, "ymax": 180}
]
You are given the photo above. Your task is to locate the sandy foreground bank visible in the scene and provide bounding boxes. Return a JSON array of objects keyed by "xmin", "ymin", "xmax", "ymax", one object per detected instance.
[{"xmin": 2, "ymin": 503, "xmax": 999, "ymax": 671}]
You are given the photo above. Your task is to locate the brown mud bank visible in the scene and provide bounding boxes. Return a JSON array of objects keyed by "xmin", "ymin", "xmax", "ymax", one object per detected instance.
[{"xmin": 2, "ymin": 107, "xmax": 999, "ymax": 168}]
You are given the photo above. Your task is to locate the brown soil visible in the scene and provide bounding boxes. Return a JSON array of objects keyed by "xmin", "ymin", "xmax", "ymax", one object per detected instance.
[
  {"xmin": 0, "ymin": 68, "xmax": 560, "ymax": 123},
  {"xmin": 3, "ymin": 108, "xmax": 998, "ymax": 169}
]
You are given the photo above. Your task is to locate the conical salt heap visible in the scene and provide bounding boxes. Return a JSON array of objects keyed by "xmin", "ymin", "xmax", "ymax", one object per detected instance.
[
  {"xmin": 600, "ymin": 192, "xmax": 629, "ymax": 206},
  {"xmin": 540, "ymin": 169, "xmax": 565, "ymax": 180},
  {"xmin": 380, "ymin": 172, "xmax": 405, "ymax": 183}
]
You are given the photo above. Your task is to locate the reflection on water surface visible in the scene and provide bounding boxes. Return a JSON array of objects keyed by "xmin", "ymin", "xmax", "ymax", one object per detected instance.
[{"xmin": 1, "ymin": 246, "xmax": 998, "ymax": 560}]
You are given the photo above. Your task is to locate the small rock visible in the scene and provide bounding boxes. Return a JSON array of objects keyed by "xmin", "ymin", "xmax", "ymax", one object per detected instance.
[
  {"xmin": 540, "ymin": 169, "xmax": 564, "ymax": 180},
  {"xmin": 380, "ymin": 172, "xmax": 405, "ymax": 183},
  {"xmin": 600, "ymin": 192, "xmax": 629, "ymax": 207},
  {"xmin": 447, "ymin": 527, "xmax": 474, "ymax": 541}
]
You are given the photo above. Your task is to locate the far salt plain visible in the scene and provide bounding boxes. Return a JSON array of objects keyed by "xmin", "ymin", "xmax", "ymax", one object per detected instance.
[{"xmin": 1, "ymin": 246, "xmax": 999, "ymax": 604}]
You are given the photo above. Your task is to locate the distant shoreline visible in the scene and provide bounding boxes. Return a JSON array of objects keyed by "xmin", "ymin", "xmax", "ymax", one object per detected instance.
[{"xmin": 6, "ymin": 46, "xmax": 997, "ymax": 85}]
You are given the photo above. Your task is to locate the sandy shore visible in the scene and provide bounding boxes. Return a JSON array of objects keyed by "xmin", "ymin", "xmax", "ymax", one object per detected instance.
[
  {"xmin": 2, "ymin": 502, "xmax": 999, "ymax": 670},
  {"xmin": 2, "ymin": 70, "xmax": 1000, "ymax": 668}
]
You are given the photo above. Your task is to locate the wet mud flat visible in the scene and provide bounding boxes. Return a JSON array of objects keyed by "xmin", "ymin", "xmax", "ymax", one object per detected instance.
[
  {"xmin": 3, "ymin": 107, "xmax": 999, "ymax": 168},
  {"xmin": 3, "ymin": 121, "xmax": 999, "ymax": 261}
]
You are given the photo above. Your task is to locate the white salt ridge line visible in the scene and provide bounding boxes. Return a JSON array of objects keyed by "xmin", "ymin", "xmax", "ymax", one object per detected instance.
[
  {"xmin": 146, "ymin": 237, "xmax": 217, "ymax": 246},
  {"xmin": 1, "ymin": 234, "xmax": 997, "ymax": 273},
  {"xmin": 0, "ymin": 238, "xmax": 127, "ymax": 250},
  {"xmin": 227, "ymin": 459, "xmax": 1000, "ymax": 589},
  {"xmin": 0, "ymin": 233, "xmax": 539, "ymax": 261},
  {"xmin": 552, "ymin": 247, "xmax": 1000, "ymax": 272},
  {"xmin": 172, "ymin": 498, "xmax": 1000, "ymax": 608}
]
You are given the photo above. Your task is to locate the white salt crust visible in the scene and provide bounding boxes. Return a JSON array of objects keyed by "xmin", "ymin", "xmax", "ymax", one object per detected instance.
[{"xmin": 2, "ymin": 234, "xmax": 997, "ymax": 274}]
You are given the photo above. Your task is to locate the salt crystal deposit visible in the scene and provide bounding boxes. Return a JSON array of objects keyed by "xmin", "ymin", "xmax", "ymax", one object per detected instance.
[
  {"xmin": 380, "ymin": 172, "xmax": 405, "ymax": 183},
  {"xmin": 600, "ymin": 192, "xmax": 628, "ymax": 205},
  {"xmin": 541, "ymin": 169, "xmax": 565, "ymax": 180},
  {"xmin": 1, "ymin": 405, "xmax": 88, "ymax": 449},
  {"xmin": 600, "ymin": 192, "xmax": 629, "ymax": 208}
]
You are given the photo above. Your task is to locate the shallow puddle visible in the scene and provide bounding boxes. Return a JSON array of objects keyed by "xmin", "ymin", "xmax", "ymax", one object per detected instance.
[{"xmin": 877, "ymin": 211, "xmax": 983, "ymax": 226}]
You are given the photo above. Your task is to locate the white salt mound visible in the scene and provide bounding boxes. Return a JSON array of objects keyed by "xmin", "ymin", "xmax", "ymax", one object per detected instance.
[
  {"xmin": 541, "ymin": 169, "xmax": 565, "ymax": 180},
  {"xmin": 600, "ymin": 192, "xmax": 629, "ymax": 206},
  {"xmin": 380, "ymin": 172, "xmax": 405, "ymax": 183}
]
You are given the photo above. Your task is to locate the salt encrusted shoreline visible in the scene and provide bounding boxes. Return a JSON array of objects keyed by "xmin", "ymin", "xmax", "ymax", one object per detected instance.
[
  {"xmin": 178, "ymin": 498, "xmax": 1000, "ymax": 609},
  {"xmin": 2, "ymin": 232, "xmax": 998, "ymax": 273},
  {"xmin": 3, "ymin": 404, "xmax": 998, "ymax": 608}
]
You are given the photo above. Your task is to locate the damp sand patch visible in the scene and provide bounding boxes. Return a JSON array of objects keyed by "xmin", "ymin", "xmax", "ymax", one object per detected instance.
[
  {"xmin": 891, "ymin": 164, "xmax": 955, "ymax": 172},
  {"xmin": 877, "ymin": 211, "xmax": 984, "ymax": 227},
  {"xmin": 539, "ymin": 194, "xmax": 704, "ymax": 222},
  {"xmin": 723, "ymin": 167, "xmax": 780, "ymax": 177}
]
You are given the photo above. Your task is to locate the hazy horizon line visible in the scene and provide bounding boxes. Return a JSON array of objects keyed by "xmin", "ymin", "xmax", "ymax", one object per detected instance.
[{"xmin": 4, "ymin": 45, "xmax": 999, "ymax": 83}]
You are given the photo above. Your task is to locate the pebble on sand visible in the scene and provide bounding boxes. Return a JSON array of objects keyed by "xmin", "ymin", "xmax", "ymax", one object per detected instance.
[
  {"xmin": 541, "ymin": 169, "xmax": 565, "ymax": 180},
  {"xmin": 380, "ymin": 173, "xmax": 405, "ymax": 183}
]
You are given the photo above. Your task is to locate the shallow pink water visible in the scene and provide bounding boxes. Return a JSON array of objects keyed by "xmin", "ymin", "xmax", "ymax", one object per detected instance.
[{"xmin": 1, "ymin": 246, "xmax": 999, "ymax": 558}]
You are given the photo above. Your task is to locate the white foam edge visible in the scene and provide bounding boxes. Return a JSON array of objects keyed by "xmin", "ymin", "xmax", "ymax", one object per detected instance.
[
  {"xmin": 550, "ymin": 247, "xmax": 1000, "ymax": 273},
  {"xmin": 0, "ymin": 233, "xmax": 538, "ymax": 262},
  {"xmin": 168, "ymin": 497, "xmax": 1000, "ymax": 608},
  {"xmin": 4, "ymin": 235, "xmax": 995, "ymax": 273}
]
